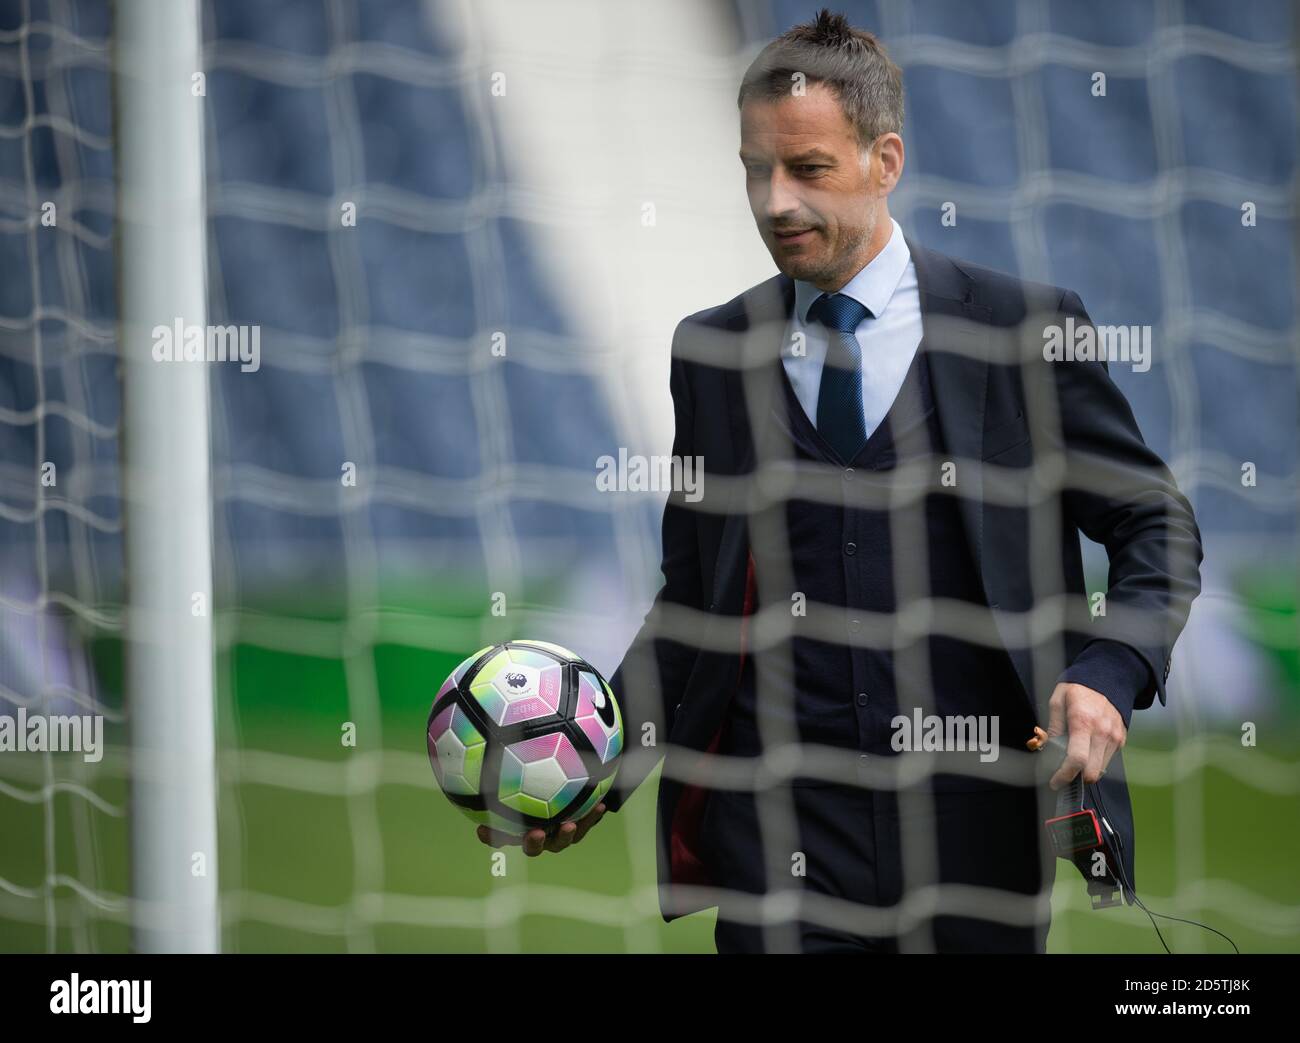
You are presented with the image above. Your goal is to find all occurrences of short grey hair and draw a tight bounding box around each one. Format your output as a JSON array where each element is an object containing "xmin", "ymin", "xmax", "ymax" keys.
[{"xmin": 737, "ymin": 8, "xmax": 904, "ymax": 147}]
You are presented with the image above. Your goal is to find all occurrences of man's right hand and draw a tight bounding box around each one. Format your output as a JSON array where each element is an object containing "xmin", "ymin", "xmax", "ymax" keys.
[{"xmin": 475, "ymin": 802, "xmax": 607, "ymax": 857}]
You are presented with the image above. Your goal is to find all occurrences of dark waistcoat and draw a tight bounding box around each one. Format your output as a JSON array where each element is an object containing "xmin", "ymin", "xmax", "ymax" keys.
[{"xmin": 723, "ymin": 344, "xmax": 1035, "ymax": 790}]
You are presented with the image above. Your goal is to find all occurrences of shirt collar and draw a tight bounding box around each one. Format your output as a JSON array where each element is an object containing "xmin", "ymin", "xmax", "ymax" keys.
[{"xmin": 793, "ymin": 217, "xmax": 911, "ymax": 326}]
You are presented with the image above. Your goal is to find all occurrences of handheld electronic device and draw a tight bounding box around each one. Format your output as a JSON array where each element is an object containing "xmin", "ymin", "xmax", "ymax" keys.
[{"xmin": 1026, "ymin": 726, "xmax": 1240, "ymax": 952}]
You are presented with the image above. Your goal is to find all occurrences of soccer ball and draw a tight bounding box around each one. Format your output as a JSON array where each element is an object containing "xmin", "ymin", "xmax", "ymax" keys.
[{"xmin": 426, "ymin": 640, "xmax": 623, "ymax": 836}]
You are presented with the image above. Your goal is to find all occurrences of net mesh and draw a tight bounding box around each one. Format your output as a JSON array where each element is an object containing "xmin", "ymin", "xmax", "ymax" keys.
[{"xmin": 0, "ymin": 0, "xmax": 1296, "ymax": 952}]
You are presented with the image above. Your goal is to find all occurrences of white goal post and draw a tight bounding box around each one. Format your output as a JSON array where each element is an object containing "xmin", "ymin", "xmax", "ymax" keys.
[{"xmin": 114, "ymin": 0, "xmax": 219, "ymax": 953}]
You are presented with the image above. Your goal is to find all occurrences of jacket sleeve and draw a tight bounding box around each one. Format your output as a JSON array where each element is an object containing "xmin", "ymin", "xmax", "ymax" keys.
[
  {"xmin": 1050, "ymin": 288, "xmax": 1204, "ymax": 717},
  {"xmin": 603, "ymin": 324, "xmax": 704, "ymax": 812},
  {"xmin": 1056, "ymin": 637, "xmax": 1153, "ymax": 730}
]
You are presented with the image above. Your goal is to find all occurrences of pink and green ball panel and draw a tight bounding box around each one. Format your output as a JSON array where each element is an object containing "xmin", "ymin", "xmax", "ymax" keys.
[
  {"xmin": 427, "ymin": 702, "xmax": 486, "ymax": 796},
  {"xmin": 467, "ymin": 647, "xmax": 565, "ymax": 727},
  {"xmin": 574, "ymin": 671, "xmax": 624, "ymax": 763},
  {"xmin": 497, "ymin": 732, "xmax": 589, "ymax": 819},
  {"xmin": 567, "ymin": 773, "xmax": 617, "ymax": 821}
]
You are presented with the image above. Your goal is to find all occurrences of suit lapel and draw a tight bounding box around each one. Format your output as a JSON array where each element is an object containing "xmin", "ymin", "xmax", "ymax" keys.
[
  {"xmin": 910, "ymin": 241, "xmax": 1038, "ymax": 710},
  {"xmin": 711, "ymin": 273, "xmax": 790, "ymax": 614},
  {"xmin": 907, "ymin": 239, "xmax": 991, "ymax": 582}
]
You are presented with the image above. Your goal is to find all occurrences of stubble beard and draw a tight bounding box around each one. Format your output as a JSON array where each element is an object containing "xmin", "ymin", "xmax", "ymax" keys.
[{"xmin": 776, "ymin": 204, "xmax": 878, "ymax": 290}]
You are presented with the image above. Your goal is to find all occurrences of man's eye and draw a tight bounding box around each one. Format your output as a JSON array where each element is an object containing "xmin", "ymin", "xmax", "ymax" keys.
[{"xmin": 796, "ymin": 165, "xmax": 826, "ymax": 175}]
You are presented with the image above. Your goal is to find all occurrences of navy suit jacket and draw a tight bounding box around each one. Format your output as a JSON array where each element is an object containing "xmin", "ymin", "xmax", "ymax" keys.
[{"xmin": 605, "ymin": 239, "xmax": 1204, "ymax": 922}]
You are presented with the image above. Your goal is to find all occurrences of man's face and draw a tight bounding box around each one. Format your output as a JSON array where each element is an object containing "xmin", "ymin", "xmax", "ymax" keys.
[{"xmin": 739, "ymin": 83, "xmax": 897, "ymax": 291}]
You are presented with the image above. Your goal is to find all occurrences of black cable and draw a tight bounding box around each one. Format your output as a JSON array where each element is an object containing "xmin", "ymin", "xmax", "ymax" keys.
[{"xmin": 1087, "ymin": 776, "xmax": 1241, "ymax": 954}]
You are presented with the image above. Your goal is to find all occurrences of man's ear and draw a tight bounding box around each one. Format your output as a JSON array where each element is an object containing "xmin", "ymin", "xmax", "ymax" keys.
[{"xmin": 873, "ymin": 132, "xmax": 904, "ymax": 192}]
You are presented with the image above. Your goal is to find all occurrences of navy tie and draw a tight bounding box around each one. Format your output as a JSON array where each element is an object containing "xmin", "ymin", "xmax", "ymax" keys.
[{"xmin": 809, "ymin": 292, "xmax": 872, "ymax": 463}]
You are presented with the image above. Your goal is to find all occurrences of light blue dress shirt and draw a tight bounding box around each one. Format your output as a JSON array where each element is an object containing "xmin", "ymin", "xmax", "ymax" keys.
[{"xmin": 781, "ymin": 218, "xmax": 923, "ymax": 439}]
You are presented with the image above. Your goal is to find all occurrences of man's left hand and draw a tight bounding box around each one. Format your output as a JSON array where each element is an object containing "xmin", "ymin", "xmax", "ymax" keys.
[{"xmin": 1045, "ymin": 682, "xmax": 1127, "ymax": 789}]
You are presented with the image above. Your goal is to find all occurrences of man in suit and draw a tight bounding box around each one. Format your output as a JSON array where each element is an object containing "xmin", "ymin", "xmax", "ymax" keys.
[{"xmin": 476, "ymin": 10, "xmax": 1203, "ymax": 954}]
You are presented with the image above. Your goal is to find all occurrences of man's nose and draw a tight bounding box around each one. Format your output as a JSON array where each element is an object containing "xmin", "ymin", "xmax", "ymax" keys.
[{"xmin": 763, "ymin": 167, "xmax": 801, "ymax": 221}]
